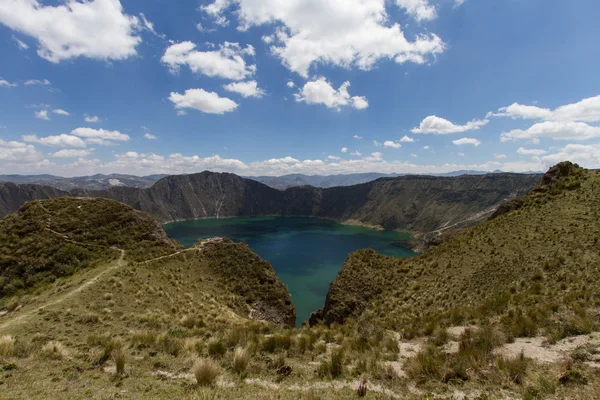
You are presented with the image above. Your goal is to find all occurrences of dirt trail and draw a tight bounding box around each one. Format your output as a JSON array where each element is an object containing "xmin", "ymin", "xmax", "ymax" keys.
[{"xmin": 0, "ymin": 249, "xmax": 125, "ymax": 331}]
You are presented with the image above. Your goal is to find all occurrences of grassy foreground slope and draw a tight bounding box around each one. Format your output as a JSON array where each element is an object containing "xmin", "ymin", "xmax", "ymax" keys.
[{"xmin": 317, "ymin": 162, "xmax": 600, "ymax": 336}]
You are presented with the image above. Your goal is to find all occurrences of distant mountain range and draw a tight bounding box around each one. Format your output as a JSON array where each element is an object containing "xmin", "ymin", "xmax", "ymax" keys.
[
  {"xmin": 0, "ymin": 173, "xmax": 168, "ymax": 191},
  {"xmin": 0, "ymin": 170, "xmax": 542, "ymax": 235},
  {"xmin": 0, "ymin": 170, "xmax": 541, "ymax": 191}
]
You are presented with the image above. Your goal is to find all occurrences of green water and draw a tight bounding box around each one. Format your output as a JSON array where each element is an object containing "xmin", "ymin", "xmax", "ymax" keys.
[{"xmin": 164, "ymin": 217, "xmax": 417, "ymax": 326}]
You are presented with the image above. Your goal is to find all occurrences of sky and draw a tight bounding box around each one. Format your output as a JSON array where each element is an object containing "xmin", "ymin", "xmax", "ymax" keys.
[{"xmin": 0, "ymin": 0, "xmax": 599, "ymax": 177}]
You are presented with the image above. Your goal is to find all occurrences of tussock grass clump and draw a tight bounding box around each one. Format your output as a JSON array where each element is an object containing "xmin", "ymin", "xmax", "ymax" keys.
[
  {"xmin": 207, "ymin": 338, "xmax": 226, "ymax": 358},
  {"xmin": 193, "ymin": 358, "xmax": 220, "ymax": 386},
  {"xmin": 318, "ymin": 347, "xmax": 345, "ymax": 379},
  {"xmin": 0, "ymin": 335, "xmax": 15, "ymax": 359},
  {"xmin": 497, "ymin": 351, "xmax": 529, "ymax": 384},
  {"xmin": 131, "ymin": 330, "xmax": 157, "ymax": 349},
  {"xmin": 114, "ymin": 348, "xmax": 126, "ymax": 375},
  {"xmin": 232, "ymin": 347, "xmax": 249, "ymax": 375},
  {"xmin": 405, "ymin": 344, "xmax": 446, "ymax": 383},
  {"xmin": 40, "ymin": 341, "xmax": 68, "ymax": 360}
]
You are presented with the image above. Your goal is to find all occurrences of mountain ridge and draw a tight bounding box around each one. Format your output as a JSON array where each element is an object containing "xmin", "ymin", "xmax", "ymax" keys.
[{"xmin": 0, "ymin": 170, "xmax": 542, "ymax": 236}]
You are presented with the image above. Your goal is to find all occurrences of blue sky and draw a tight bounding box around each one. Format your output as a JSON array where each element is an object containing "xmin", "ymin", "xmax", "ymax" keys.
[{"xmin": 0, "ymin": 0, "xmax": 599, "ymax": 177}]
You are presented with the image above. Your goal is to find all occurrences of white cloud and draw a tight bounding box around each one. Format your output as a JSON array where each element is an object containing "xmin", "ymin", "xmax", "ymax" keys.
[
  {"xmin": 144, "ymin": 133, "xmax": 158, "ymax": 140},
  {"xmin": 350, "ymin": 151, "xmax": 362, "ymax": 156},
  {"xmin": 410, "ymin": 153, "xmax": 417, "ymax": 158},
  {"xmin": 366, "ymin": 151, "xmax": 383, "ymax": 161},
  {"xmin": 12, "ymin": 35, "xmax": 29, "ymax": 50},
  {"xmin": 202, "ymin": 0, "xmax": 445, "ymax": 77},
  {"xmin": 286, "ymin": 81, "xmax": 295, "ymax": 88},
  {"xmin": 22, "ymin": 134, "xmax": 86, "ymax": 148},
  {"xmin": 0, "ymin": 0, "xmax": 142, "ymax": 63},
  {"xmin": 396, "ymin": 0, "xmax": 437, "ymax": 22},
  {"xmin": 84, "ymin": 115, "xmax": 101, "ymax": 123},
  {"xmin": 539, "ymin": 144, "xmax": 600, "ymax": 169},
  {"xmin": 501, "ymin": 121, "xmax": 600, "ymax": 142},
  {"xmin": 353, "ymin": 135, "xmax": 363, "ymax": 139},
  {"xmin": 0, "ymin": 79, "xmax": 17, "ymax": 88},
  {"xmin": 294, "ymin": 78, "xmax": 368, "ymax": 111},
  {"xmin": 327, "ymin": 155, "xmax": 340, "ymax": 161},
  {"xmin": 53, "ymin": 109, "xmax": 70, "ymax": 116},
  {"xmin": 516, "ymin": 148, "xmax": 547, "ymax": 156},
  {"xmin": 161, "ymin": 41, "xmax": 256, "ymax": 80},
  {"xmin": 26, "ymin": 103, "xmax": 49, "ymax": 109},
  {"xmin": 51, "ymin": 149, "xmax": 92, "ymax": 158},
  {"xmin": 384, "ymin": 141, "xmax": 401, "ymax": 149},
  {"xmin": 35, "ymin": 110, "xmax": 50, "ymax": 120},
  {"xmin": 373, "ymin": 140, "xmax": 382, "ymax": 147},
  {"xmin": 399, "ymin": 135, "xmax": 415, "ymax": 143},
  {"xmin": 454, "ymin": 0, "xmax": 466, "ymax": 7},
  {"xmin": 411, "ymin": 115, "xmax": 489, "ymax": 134},
  {"xmin": 169, "ymin": 88, "xmax": 238, "ymax": 114},
  {"xmin": 24, "ymin": 79, "xmax": 51, "ymax": 86},
  {"xmin": 423, "ymin": 145, "xmax": 430, "ymax": 150},
  {"xmin": 0, "ymin": 139, "xmax": 42, "ymax": 163},
  {"xmin": 341, "ymin": 147, "xmax": 348, "ymax": 153},
  {"xmin": 457, "ymin": 152, "xmax": 465, "ymax": 157},
  {"xmin": 493, "ymin": 153, "xmax": 507, "ymax": 159},
  {"xmin": 452, "ymin": 137, "xmax": 481, "ymax": 146},
  {"xmin": 71, "ymin": 127, "xmax": 130, "ymax": 142},
  {"xmin": 489, "ymin": 95, "xmax": 600, "ymax": 123},
  {"xmin": 177, "ymin": 110, "xmax": 187, "ymax": 116},
  {"xmin": 223, "ymin": 80, "xmax": 265, "ymax": 98}
]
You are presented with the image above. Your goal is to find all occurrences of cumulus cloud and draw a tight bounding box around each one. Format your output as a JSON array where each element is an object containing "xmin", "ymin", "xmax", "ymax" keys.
[
  {"xmin": 411, "ymin": 115, "xmax": 489, "ymax": 134},
  {"xmin": 22, "ymin": 134, "xmax": 87, "ymax": 147},
  {"xmin": 144, "ymin": 133, "xmax": 157, "ymax": 140},
  {"xmin": 353, "ymin": 135, "xmax": 363, "ymax": 139},
  {"xmin": 53, "ymin": 109, "xmax": 70, "ymax": 116},
  {"xmin": 396, "ymin": 0, "xmax": 437, "ymax": 22},
  {"xmin": 50, "ymin": 149, "xmax": 92, "ymax": 158},
  {"xmin": 327, "ymin": 155, "xmax": 340, "ymax": 160},
  {"xmin": 0, "ymin": 0, "xmax": 142, "ymax": 63},
  {"xmin": 201, "ymin": 0, "xmax": 445, "ymax": 77},
  {"xmin": 286, "ymin": 81, "xmax": 295, "ymax": 88},
  {"xmin": 84, "ymin": 115, "xmax": 101, "ymax": 123},
  {"xmin": 384, "ymin": 141, "xmax": 401, "ymax": 148},
  {"xmin": 341, "ymin": 147, "xmax": 348, "ymax": 153},
  {"xmin": 423, "ymin": 145, "xmax": 430, "ymax": 149},
  {"xmin": 169, "ymin": 88, "xmax": 238, "ymax": 115},
  {"xmin": 161, "ymin": 41, "xmax": 256, "ymax": 80},
  {"xmin": 350, "ymin": 151, "xmax": 362, "ymax": 156},
  {"xmin": 489, "ymin": 95, "xmax": 600, "ymax": 123},
  {"xmin": 539, "ymin": 144, "xmax": 600, "ymax": 169},
  {"xmin": 71, "ymin": 127, "xmax": 130, "ymax": 142},
  {"xmin": 35, "ymin": 110, "xmax": 50, "ymax": 120},
  {"xmin": 0, "ymin": 139, "xmax": 42, "ymax": 163},
  {"xmin": 294, "ymin": 78, "xmax": 368, "ymax": 111},
  {"xmin": 516, "ymin": 148, "xmax": 547, "ymax": 156},
  {"xmin": 452, "ymin": 137, "xmax": 481, "ymax": 146},
  {"xmin": 0, "ymin": 79, "xmax": 17, "ymax": 88},
  {"xmin": 223, "ymin": 80, "xmax": 265, "ymax": 98},
  {"xmin": 24, "ymin": 79, "xmax": 51, "ymax": 86},
  {"xmin": 500, "ymin": 121, "xmax": 600, "ymax": 142},
  {"xmin": 399, "ymin": 135, "xmax": 415, "ymax": 143},
  {"xmin": 494, "ymin": 153, "xmax": 507, "ymax": 159}
]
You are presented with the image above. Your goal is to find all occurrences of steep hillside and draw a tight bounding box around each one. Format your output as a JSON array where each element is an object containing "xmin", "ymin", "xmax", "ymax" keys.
[
  {"xmin": 314, "ymin": 162, "xmax": 600, "ymax": 338},
  {"xmin": 0, "ymin": 171, "xmax": 542, "ymax": 236},
  {"xmin": 0, "ymin": 197, "xmax": 181, "ymax": 297}
]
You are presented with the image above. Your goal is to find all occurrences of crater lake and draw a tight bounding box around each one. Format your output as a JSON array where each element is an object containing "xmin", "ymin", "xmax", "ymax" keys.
[{"xmin": 164, "ymin": 216, "xmax": 416, "ymax": 326}]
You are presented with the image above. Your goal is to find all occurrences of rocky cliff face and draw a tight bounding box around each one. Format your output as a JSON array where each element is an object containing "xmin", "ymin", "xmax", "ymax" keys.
[{"xmin": 0, "ymin": 171, "xmax": 542, "ymax": 235}]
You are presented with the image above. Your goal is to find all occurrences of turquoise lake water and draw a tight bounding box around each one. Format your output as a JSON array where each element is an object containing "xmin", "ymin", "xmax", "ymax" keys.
[{"xmin": 164, "ymin": 216, "xmax": 417, "ymax": 326}]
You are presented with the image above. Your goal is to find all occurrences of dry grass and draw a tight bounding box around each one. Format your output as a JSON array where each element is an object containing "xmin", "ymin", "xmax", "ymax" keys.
[
  {"xmin": 193, "ymin": 358, "xmax": 220, "ymax": 386},
  {"xmin": 40, "ymin": 341, "xmax": 68, "ymax": 360},
  {"xmin": 232, "ymin": 347, "xmax": 249, "ymax": 375},
  {"xmin": 0, "ymin": 335, "xmax": 15, "ymax": 358}
]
